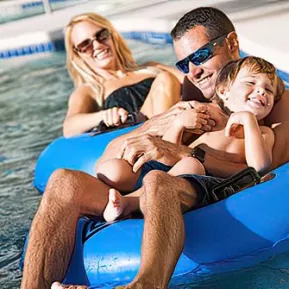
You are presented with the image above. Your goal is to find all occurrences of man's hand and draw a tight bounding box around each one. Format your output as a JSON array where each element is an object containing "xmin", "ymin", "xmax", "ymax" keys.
[
  {"xmin": 175, "ymin": 100, "xmax": 230, "ymax": 133},
  {"xmin": 204, "ymin": 102, "xmax": 229, "ymax": 131},
  {"xmin": 175, "ymin": 103, "xmax": 213, "ymax": 134},
  {"xmin": 142, "ymin": 100, "xmax": 227, "ymax": 136},
  {"xmin": 117, "ymin": 134, "xmax": 191, "ymax": 172},
  {"xmin": 142, "ymin": 104, "xmax": 186, "ymax": 136}
]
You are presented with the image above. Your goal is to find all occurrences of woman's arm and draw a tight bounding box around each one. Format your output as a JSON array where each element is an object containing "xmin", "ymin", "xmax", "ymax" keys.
[
  {"xmin": 142, "ymin": 61, "xmax": 184, "ymax": 83},
  {"xmin": 226, "ymin": 112, "xmax": 275, "ymax": 174},
  {"xmin": 63, "ymin": 85, "xmax": 103, "ymax": 137}
]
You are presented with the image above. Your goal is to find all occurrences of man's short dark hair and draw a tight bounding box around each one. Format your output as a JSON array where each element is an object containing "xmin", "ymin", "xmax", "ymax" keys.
[{"xmin": 171, "ymin": 7, "xmax": 235, "ymax": 40}]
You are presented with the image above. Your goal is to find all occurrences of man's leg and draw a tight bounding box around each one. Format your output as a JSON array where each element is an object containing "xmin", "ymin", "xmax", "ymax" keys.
[
  {"xmin": 120, "ymin": 170, "xmax": 199, "ymax": 289},
  {"xmin": 21, "ymin": 169, "xmax": 112, "ymax": 289}
]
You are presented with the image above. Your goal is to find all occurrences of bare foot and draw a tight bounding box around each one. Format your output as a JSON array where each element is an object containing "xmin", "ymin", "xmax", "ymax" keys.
[
  {"xmin": 51, "ymin": 281, "xmax": 88, "ymax": 289},
  {"xmin": 103, "ymin": 188, "xmax": 126, "ymax": 222},
  {"xmin": 114, "ymin": 280, "xmax": 157, "ymax": 289}
]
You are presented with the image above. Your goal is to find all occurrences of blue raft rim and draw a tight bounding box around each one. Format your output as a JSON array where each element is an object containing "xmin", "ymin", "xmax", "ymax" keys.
[{"xmin": 31, "ymin": 122, "xmax": 289, "ymax": 288}]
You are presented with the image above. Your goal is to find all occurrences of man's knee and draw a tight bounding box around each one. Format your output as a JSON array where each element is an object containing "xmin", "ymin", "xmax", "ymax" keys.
[
  {"xmin": 142, "ymin": 170, "xmax": 178, "ymax": 198},
  {"xmin": 44, "ymin": 169, "xmax": 82, "ymax": 204},
  {"xmin": 143, "ymin": 170, "xmax": 171, "ymax": 187},
  {"xmin": 143, "ymin": 170, "xmax": 196, "ymax": 205}
]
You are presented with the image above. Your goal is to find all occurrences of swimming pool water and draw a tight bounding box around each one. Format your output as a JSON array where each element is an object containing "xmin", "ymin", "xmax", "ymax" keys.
[{"xmin": 0, "ymin": 40, "xmax": 289, "ymax": 289}]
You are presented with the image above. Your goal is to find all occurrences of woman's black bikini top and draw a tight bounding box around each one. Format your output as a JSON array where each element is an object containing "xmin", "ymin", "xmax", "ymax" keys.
[{"xmin": 104, "ymin": 77, "xmax": 155, "ymax": 113}]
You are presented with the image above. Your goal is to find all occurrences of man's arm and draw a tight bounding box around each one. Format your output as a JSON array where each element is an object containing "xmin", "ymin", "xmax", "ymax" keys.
[
  {"xmin": 98, "ymin": 101, "xmax": 227, "ymax": 173},
  {"xmin": 271, "ymin": 119, "xmax": 289, "ymax": 170},
  {"xmin": 266, "ymin": 89, "xmax": 289, "ymax": 126},
  {"xmin": 99, "ymin": 101, "xmax": 215, "ymax": 165},
  {"xmin": 98, "ymin": 105, "xmax": 187, "ymax": 165}
]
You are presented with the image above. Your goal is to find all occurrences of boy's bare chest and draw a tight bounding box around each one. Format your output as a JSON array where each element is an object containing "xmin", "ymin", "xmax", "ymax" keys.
[{"xmin": 191, "ymin": 130, "xmax": 246, "ymax": 163}]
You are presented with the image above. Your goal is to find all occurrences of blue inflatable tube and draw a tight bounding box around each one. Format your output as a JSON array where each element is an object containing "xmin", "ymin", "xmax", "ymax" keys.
[
  {"xmin": 34, "ymin": 125, "xmax": 139, "ymax": 193},
  {"xmin": 61, "ymin": 161, "xmax": 289, "ymax": 288},
  {"xmin": 33, "ymin": 126, "xmax": 289, "ymax": 288}
]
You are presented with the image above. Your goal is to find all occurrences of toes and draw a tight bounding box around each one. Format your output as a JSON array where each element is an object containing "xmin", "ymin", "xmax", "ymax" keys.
[
  {"xmin": 51, "ymin": 282, "xmax": 88, "ymax": 289},
  {"xmin": 109, "ymin": 189, "xmax": 120, "ymax": 205},
  {"xmin": 51, "ymin": 282, "xmax": 67, "ymax": 289},
  {"xmin": 109, "ymin": 189, "xmax": 117, "ymax": 202}
]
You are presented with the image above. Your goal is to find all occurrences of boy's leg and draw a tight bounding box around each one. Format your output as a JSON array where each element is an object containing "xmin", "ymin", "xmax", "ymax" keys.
[
  {"xmin": 103, "ymin": 188, "xmax": 143, "ymax": 222},
  {"xmin": 168, "ymin": 156, "xmax": 205, "ymax": 176},
  {"xmin": 96, "ymin": 159, "xmax": 141, "ymax": 192},
  {"xmin": 103, "ymin": 159, "xmax": 181, "ymax": 222}
]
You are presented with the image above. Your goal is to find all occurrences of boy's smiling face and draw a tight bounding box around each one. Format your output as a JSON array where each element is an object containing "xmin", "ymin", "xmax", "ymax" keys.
[{"xmin": 219, "ymin": 66, "xmax": 276, "ymax": 120}]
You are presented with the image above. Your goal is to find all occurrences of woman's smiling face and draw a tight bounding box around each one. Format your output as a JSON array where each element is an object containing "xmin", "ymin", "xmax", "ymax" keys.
[
  {"xmin": 220, "ymin": 66, "xmax": 276, "ymax": 120},
  {"xmin": 71, "ymin": 20, "xmax": 117, "ymax": 71}
]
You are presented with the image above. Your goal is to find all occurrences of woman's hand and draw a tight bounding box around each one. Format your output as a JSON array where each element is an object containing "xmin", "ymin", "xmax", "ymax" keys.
[{"xmin": 102, "ymin": 107, "xmax": 129, "ymax": 127}]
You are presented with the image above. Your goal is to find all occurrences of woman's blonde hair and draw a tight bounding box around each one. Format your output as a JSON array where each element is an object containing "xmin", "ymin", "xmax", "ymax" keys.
[{"xmin": 65, "ymin": 13, "xmax": 137, "ymax": 105}]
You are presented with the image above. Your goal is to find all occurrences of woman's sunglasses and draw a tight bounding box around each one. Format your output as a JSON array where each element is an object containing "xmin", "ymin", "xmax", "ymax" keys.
[
  {"xmin": 175, "ymin": 34, "xmax": 228, "ymax": 74},
  {"xmin": 74, "ymin": 28, "xmax": 111, "ymax": 54}
]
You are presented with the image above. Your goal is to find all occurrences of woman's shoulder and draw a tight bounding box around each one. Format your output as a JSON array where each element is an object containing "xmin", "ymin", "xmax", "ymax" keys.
[
  {"xmin": 68, "ymin": 84, "xmax": 100, "ymax": 105},
  {"xmin": 72, "ymin": 84, "xmax": 97, "ymax": 97},
  {"xmin": 137, "ymin": 62, "xmax": 184, "ymax": 83},
  {"xmin": 134, "ymin": 65, "xmax": 162, "ymax": 76}
]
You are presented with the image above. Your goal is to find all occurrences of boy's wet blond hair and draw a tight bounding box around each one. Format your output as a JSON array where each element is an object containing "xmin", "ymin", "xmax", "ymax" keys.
[{"xmin": 215, "ymin": 56, "xmax": 285, "ymax": 103}]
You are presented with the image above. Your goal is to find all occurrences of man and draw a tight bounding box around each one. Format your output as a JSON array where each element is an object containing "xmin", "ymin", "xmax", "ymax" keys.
[{"xmin": 21, "ymin": 7, "xmax": 289, "ymax": 289}]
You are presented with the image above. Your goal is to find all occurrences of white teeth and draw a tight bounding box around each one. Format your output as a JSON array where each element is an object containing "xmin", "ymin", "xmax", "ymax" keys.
[
  {"xmin": 199, "ymin": 76, "xmax": 210, "ymax": 85},
  {"xmin": 96, "ymin": 49, "xmax": 108, "ymax": 59},
  {"xmin": 249, "ymin": 97, "xmax": 265, "ymax": 106}
]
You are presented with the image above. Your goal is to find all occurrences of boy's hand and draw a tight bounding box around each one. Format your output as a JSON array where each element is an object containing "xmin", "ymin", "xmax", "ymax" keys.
[
  {"xmin": 225, "ymin": 111, "xmax": 256, "ymax": 138},
  {"xmin": 173, "ymin": 101, "xmax": 215, "ymax": 134}
]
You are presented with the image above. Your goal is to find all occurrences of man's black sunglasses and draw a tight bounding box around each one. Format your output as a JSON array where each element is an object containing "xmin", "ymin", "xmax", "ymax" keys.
[
  {"xmin": 74, "ymin": 28, "xmax": 111, "ymax": 54},
  {"xmin": 175, "ymin": 34, "xmax": 228, "ymax": 74}
]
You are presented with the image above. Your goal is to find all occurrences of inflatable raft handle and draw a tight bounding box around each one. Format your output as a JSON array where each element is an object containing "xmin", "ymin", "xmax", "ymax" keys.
[{"xmin": 90, "ymin": 112, "xmax": 147, "ymax": 136}]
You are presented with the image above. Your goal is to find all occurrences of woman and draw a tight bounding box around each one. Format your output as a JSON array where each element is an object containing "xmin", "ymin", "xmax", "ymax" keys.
[{"xmin": 63, "ymin": 13, "xmax": 182, "ymax": 137}]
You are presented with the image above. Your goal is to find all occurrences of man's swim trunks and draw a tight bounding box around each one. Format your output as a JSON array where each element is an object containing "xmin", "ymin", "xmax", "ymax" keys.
[{"xmin": 135, "ymin": 160, "xmax": 225, "ymax": 207}]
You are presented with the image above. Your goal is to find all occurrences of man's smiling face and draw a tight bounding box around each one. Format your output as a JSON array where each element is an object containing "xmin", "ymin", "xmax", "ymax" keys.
[{"xmin": 174, "ymin": 25, "xmax": 237, "ymax": 100}]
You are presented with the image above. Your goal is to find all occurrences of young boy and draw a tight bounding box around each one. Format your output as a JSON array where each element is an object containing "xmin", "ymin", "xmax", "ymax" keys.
[{"xmin": 96, "ymin": 56, "xmax": 285, "ymax": 222}]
